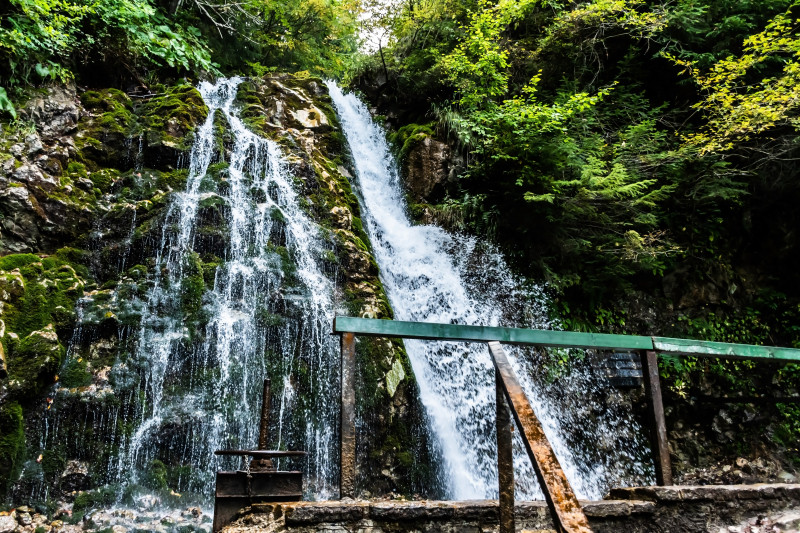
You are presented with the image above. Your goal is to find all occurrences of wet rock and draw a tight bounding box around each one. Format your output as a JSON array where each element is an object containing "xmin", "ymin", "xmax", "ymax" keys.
[
  {"xmin": 6, "ymin": 324, "xmax": 65, "ymax": 399},
  {"xmin": 329, "ymin": 206, "xmax": 351, "ymax": 230},
  {"xmin": 21, "ymin": 86, "xmax": 81, "ymax": 141},
  {"xmin": 0, "ymin": 513, "xmax": 16, "ymax": 533},
  {"xmin": 60, "ymin": 460, "xmax": 90, "ymax": 492}
]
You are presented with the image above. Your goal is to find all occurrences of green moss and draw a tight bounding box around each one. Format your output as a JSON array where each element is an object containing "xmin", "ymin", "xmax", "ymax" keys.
[
  {"xmin": 66, "ymin": 161, "xmax": 89, "ymax": 179},
  {"xmin": 180, "ymin": 252, "xmax": 206, "ymax": 317},
  {"xmin": 7, "ymin": 326, "xmax": 65, "ymax": 399},
  {"xmin": 0, "ymin": 253, "xmax": 40, "ymax": 271},
  {"xmin": 89, "ymin": 168, "xmax": 118, "ymax": 192},
  {"xmin": 387, "ymin": 122, "xmax": 436, "ymax": 162},
  {"xmin": 1, "ymin": 254, "xmax": 87, "ymax": 336},
  {"xmin": 0, "ymin": 401, "xmax": 25, "ymax": 492},
  {"xmin": 200, "ymin": 255, "xmax": 221, "ymax": 288},
  {"xmin": 212, "ymin": 108, "xmax": 232, "ymax": 154},
  {"xmin": 76, "ymin": 90, "xmax": 136, "ymax": 169},
  {"xmin": 157, "ymin": 169, "xmax": 190, "ymax": 191},
  {"xmin": 81, "ymin": 89, "xmax": 132, "ymax": 112},
  {"xmin": 141, "ymin": 459, "xmax": 168, "ymax": 491},
  {"xmin": 60, "ymin": 356, "xmax": 92, "ymax": 388},
  {"xmin": 137, "ymin": 84, "xmax": 208, "ymax": 151},
  {"xmin": 41, "ymin": 446, "xmax": 66, "ymax": 476},
  {"xmin": 71, "ymin": 486, "xmax": 118, "ymax": 522}
]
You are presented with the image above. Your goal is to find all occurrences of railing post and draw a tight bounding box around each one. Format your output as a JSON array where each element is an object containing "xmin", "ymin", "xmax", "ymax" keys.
[
  {"xmin": 641, "ymin": 349, "xmax": 672, "ymax": 486},
  {"xmin": 496, "ymin": 368, "xmax": 515, "ymax": 533},
  {"xmin": 340, "ymin": 332, "xmax": 356, "ymax": 498}
]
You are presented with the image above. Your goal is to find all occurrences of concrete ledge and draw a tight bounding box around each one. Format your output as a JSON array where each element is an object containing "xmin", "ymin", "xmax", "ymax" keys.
[
  {"xmin": 225, "ymin": 486, "xmax": 800, "ymax": 532},
  {"xmin": 608, "ymin": 483, "xmax": 800, "ymax": 502}
]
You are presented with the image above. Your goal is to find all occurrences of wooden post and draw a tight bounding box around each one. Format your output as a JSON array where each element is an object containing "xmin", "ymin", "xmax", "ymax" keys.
[
  {"xmin": 641, "ymin": 350, "xmax": 672, "ymax": 486},
  {"xmin": 488, "ymin": 342, "xmax": 593, "ymax": 533},
  {"xmin": 340, "ymin": 332, "xmax": 356, "ymax": 498},
  {"xmin": 496, "ymin": 368, "xmax": 515, "ymax": 533}
]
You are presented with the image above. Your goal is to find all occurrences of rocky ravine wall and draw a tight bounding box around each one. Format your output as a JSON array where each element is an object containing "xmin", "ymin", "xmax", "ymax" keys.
[{"xmin": 0, "ymin": 74, "xmax": 434, "ymax": 518}]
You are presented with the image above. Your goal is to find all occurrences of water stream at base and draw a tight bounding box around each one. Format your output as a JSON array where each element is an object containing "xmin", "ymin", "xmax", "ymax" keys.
[{"xmin": 328, "ymin": 82, "xmax": 654, "ymax": 500}]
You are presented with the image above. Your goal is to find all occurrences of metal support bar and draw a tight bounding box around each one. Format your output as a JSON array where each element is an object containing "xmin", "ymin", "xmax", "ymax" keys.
[
  {"xmin": 258, "ymin": 379, "xmax": 272, "ymax": 449},
  {"xmin": 641, "ymin": 350, "xmax": 672, "ymax": 486},
  {"xmin": 340, "ymin": 332, "xmax": 356, "ymax": 499},
  {"xmin": 252, "ymin": 379, "xmax": 274, "ymax": 471},
  {"xmin": 496, "ymin": 368, "xmax": 515, "ymax": 533},
  {"xmin": 488, "ymin": 342, "xmax": 592, "ymax": 533}
]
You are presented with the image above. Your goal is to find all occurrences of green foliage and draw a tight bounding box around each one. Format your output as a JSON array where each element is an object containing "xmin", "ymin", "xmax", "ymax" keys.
[
  {"xmin": 362, "ymin": 0, "xmax": 800, "ymax": 332},
  {"xmin": 0, "ymin": 0, "xmax": 215, "ymax": 87},
  {"xmin": 0, "ymin": 0, "xmax": 361, "ymax": 90},
  {"xmin": 669, "ymin": 2, "xmax": 800, "ymax": 153},
  {"xmin": 0, "ymin": 86, "xmax": 15, "ymax": 118}
]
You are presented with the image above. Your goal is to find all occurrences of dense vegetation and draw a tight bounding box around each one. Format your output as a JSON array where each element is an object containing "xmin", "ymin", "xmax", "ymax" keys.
[
  {"xmin": 354, "ymin": 0, "xmax": 800, "ymax": 346},
  {"xmin": 351, "ymin": 0, "xmax": 800, "ymax": 467},
  {"xmin": 0, "ymin": 0, "xmax": 359, "ymax": 114}
]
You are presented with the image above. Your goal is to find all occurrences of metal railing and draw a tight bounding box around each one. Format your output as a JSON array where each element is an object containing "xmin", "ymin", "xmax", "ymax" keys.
[{"xmin": 332, "ymin": 316, "xmax": 800, "ymax": 533}]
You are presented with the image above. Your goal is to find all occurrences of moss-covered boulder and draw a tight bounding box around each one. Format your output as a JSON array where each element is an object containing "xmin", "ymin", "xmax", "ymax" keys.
[
  {"xmin": 5, "ymin": 324, "xmax": 65, "ymax": 400},
  {"xmin": 76, "ymin": 89, "xmax": 136, "ymax": 169},
  {"xmin": 137, "ymin": 84, "xmax": 208, "ymax": 170}
]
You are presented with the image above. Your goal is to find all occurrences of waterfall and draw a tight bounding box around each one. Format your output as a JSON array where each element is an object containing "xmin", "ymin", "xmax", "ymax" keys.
[
  {"xmin": 34, "ymin": 78, "xmax": 341, "ymax": 508},
  {"xmin": 123, "ymin": 77, "xmax": 340, "ymax": 499},
  {"xmin": 327, "ymin": 83, "xmax": 654, "ymax": 500}
]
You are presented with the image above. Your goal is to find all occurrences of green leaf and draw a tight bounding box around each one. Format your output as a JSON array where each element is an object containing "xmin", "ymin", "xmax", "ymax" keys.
[{"xmin": 0, "ymin": 87, "xmax": 16, "ymax": 119}]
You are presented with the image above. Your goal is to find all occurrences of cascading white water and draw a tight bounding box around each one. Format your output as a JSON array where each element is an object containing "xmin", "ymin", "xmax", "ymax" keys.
[
  {"xmin": 121, "ymin": 77, "xmax": 340, "ymax": 499},
  {"xmin": 34, "ymin": 78, "xmax": 341, "ymax": 508},
  {"xmin": 327, "ymin": 82, "xmax": 654, "ymax": 500}
]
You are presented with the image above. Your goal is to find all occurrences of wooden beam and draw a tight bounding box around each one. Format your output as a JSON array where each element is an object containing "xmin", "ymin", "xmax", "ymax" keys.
[
  {"xmin": 496, "ymin": 368, "xmax": 515, "ymax": 533},
  {"xmin": 488, "ymin": 342, "xmax": 593, "ymax": 533},
  {"xmin": 333, "ymin": 316, "xmax": 652, "ymax": 350},
  {"xmin": 641, "ymin": 350, "xmax": 672, "ymax": 486},
  {"xmin": 340, "ymin": 332, "xmax": 356, "ymax": 499}
]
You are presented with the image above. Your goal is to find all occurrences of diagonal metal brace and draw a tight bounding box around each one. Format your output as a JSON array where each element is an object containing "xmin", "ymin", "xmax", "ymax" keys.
[{"xmin": 488, "ymin": 341, "xmax": 593, "ymax": 533}]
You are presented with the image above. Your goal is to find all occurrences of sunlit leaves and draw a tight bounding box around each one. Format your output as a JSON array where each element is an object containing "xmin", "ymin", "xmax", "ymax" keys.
[{"xmin": 671, "ymin": 3, "xmax": 800, "ymax": 153}]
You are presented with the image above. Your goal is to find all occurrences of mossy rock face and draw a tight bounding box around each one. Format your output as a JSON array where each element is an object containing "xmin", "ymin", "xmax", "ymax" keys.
[
  {"xmin": 6, "ymin": 324, "xmax": 65, "ymax": 399},
  {"xmin": 0, "ymin": 401, "xmax": 24, "ymax": 492},
  {"xmin": 233, "ymin": 74, "xmax": 436, "ymax": 496},
  {"xmin": 0, "ymin": 251, "xmax": 88, "ymax": 338},
  {"xmin": 76, "ymin": 89, "xmax": 137, "ymax": 169},
  {"xmin": 76, "ymin": 84, "xmax": 208, "ymax": 172},
  {"xmin": 137, "ymin": 85, "xmax": 208, "ymax": 170}
]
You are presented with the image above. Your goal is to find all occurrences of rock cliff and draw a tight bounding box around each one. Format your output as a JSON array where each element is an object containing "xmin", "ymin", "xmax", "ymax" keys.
[{"xmin": 0, "ymin": 74, "xmax": 434, "ymax": 521}]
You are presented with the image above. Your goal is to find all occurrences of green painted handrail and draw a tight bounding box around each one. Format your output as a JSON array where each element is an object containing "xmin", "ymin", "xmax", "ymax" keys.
[
  {"xmin": 332, "ymin": 316, "xmax": 652, "ymax": 350},
  {"xmin": 652, "ymin": 337, "xmax": 800, "ymax": 361},
  {"xmin": 332, "ymin": 316, "xmax": 800, "ymax": 362}
]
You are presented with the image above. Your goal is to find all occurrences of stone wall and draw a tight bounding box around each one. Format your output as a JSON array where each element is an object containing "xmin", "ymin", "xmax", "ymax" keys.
[{"xmin": 221, "ymin": 484, "xmax": 800, "ymax": 533}]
